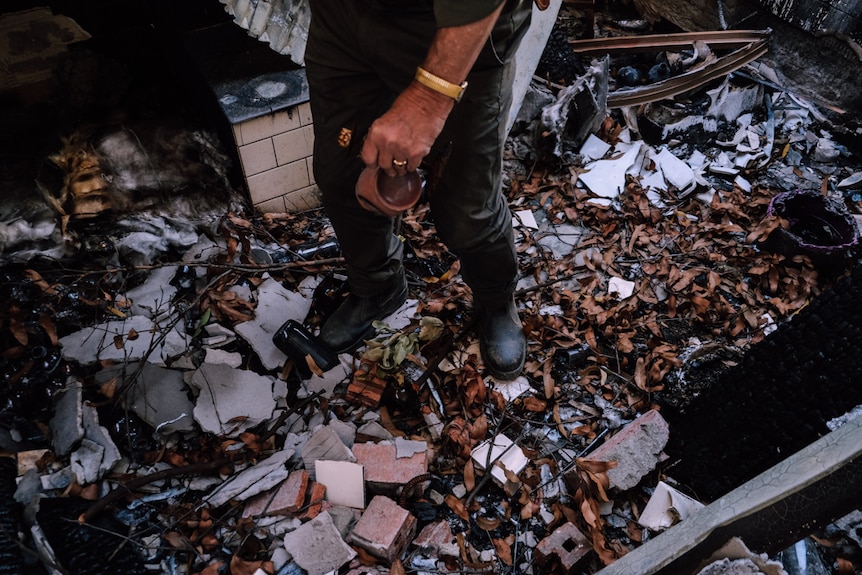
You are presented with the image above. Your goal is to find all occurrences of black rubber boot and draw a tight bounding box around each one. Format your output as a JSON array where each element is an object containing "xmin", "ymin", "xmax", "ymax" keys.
[
  {"xmin": 318, "ymin": 275, "xmax": 408, "ymax": 353},
  {"xmin": 478, "ymin": 296, "xmax": 526, "ymax": 380}
]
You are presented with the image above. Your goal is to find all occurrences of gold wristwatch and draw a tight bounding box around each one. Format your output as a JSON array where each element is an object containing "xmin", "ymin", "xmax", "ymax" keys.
[{"xmin": 415, "ymin": 66, "xmax": 468, "ymax": 102}]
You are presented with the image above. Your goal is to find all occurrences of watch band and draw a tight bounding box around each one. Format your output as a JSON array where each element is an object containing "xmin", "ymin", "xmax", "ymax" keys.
[{"xmin": 414, "ymin": 66, "xmax": 468, "ymax": 102}]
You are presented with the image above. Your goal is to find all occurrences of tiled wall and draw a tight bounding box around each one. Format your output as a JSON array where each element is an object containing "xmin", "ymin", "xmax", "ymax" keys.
[{"xmin": 231, "ymin": 101, "xmax": 322, "ymax": 213}]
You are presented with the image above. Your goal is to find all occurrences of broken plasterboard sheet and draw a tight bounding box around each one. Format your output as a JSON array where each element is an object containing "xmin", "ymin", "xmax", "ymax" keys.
[
  {"xmin": 315, "ymin": 460, "xmax": 364, "ymax": 508},
  {"xmin": 578, "ymin": 143, "xmax": 646, "ymax": 199},
  {"xmin": 110, "ymin": 362, "xmax": 195, "ymax": 433},
  {"xmin": 234, "ymin": 275, "xmax": 312, "ymax": 371},
  {"xmin": 205, "ymin": 448, "xmax": 293, "ymax": 507},
  {"xmin": 188, "ymin": 363, "xmax": 276, "ymax": 436},
  {"xmin": 638, "ymin": 480, "xmax": 705, "ymax": 530},
  {"xmin": 123, "ymin": 265, "xmax": 178, "ymax": 318},
  {"xmin": 50, "ymin": 378, "xmax": 84, "ymax": 456},
  {"xmin": 59, "ymin": 315, "xmax": 161, "ymax": 366},
  {"xmin": 580, "ymin": 133, "xmax": 612, "ymax": 162},
  {"xmin": 81, "ymin": 402, "xmax": 121, "ymax": 478}
]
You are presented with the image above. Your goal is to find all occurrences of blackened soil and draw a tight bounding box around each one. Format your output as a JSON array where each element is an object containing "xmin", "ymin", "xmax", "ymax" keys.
[{"xmin": 664, "ymin": 262, "xmax": 862, "ymax": 501}]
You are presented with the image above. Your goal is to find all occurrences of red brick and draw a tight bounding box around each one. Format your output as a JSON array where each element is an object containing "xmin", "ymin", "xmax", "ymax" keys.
[
  {"xmin": 535, "ymin": 522, "xmax": 592, "ymax": 573},
  {"xmin": 350, "ymin": 495, "xmax": 416, "ymax": 563},
  {"xmin": 352, "ymin": 442, "xmax": 428, "ymax": 487},
  {"xmin": 243, "ymin": 470, "xmax": 310, "ymax": 518}
]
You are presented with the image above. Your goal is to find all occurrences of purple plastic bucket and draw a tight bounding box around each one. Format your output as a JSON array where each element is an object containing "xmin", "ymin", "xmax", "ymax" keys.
[{"xmin": 765, "ymin": 190, "xmax": 859, "ymax": 257}]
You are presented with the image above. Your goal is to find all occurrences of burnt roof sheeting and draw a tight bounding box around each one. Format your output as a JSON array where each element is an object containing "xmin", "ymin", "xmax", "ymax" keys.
[{"xmin": 220, "ymin": 0, "xmax": 311, "ymax": 65}]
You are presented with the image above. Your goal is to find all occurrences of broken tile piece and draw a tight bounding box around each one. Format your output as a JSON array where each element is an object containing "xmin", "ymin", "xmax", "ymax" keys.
[
  {"xmin": 351, "ymin": 495, "xmax": 417, "ymax": 563},
  {"xmin": 653, "ymin": 147, "xmax": 696, "ymax": 195},
  {"xmin": 535, "ymin": 522, "xmax": 592, "ymax": 573},
  {"xmin": 579, "ymin": 133, "xmax": 611, "ymax": 162},
  {"xmin": 638, "ymin": 481, "xmax": 704, "ymax": 530},
  {"xmin": 353, "ymin": 442, "xmax": 428, "ymax": 488},
  {"xmin": 579, "ymin": 409, "xmax": 670, "ymax": 490},
  {"xmin": 281, "ymin": 511, "xmax": 356, "ymax": 575},
  {"xmin": 188, "ymin": 363, "xmax": 276, "ymax": 436},
  {"xmin": 608, "ymin": 277, "xmax": 636, "ymax": 300},
  {"xmin": 471, "ymin": 434, "xmax": 529, "ymax": 486},
  {"xmin": 315, "ymin": 460, "xmax": 364, "ymax": 508}
]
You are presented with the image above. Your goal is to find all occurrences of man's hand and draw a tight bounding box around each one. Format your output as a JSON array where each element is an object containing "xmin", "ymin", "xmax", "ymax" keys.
[
  {"xmin": 360, "ymin": 1, "xmax": 507, "ymax": 178},
  {"xmin": 361, "ymin": 84, "xmax": 452, "ymax": 177}
]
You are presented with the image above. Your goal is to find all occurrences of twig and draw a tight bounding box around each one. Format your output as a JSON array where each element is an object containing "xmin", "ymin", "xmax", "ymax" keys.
[{"xmin": 79, "ymin": 457, "xmax": 235, "ymax": 524}]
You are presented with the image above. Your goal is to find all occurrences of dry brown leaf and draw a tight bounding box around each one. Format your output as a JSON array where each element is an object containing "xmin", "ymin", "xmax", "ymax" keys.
[
  {"xmin": 493, "ymin": 537, "xmax": 514, "ymax": 567},
  {"xmin": 195, "ymin": 561, "xmax": 224, "ymax": 575},
  {"xmin": 445, "ymin": 494, "xmax": 470, "ymax": 521},
  {"xmin": 230, "ymin": 556, "xmax": 273, "ymax": 575},
  {"xmin": 390, "ymin": 559, "xmax": 407, "ymax": 575},
  {"xmin": 163, "ymin": 531, "xmax": 187, "ymax": 549},
  {"xmin": 523, "ymin": 397, "xmax": 548, "ymax": 412}
]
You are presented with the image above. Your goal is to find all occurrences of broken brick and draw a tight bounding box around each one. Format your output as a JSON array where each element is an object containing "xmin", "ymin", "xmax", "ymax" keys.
[
  {"xmin": 350, "ymin": 495, "xmax": 416, "ymax": 563},
  {"xmin": 352, "ymin": 441, "xmax": 427, "ymax": 490},
  {"xmin": 298, "ymin": 481, "xmax": 327, "ymax": 521},
  {"xmin": 535, "ymin": 522, "xmax": 591, "ymax": 574},
  {"xmin": 412, "ymin": 520, "xmax": 458, "ymax": 558},
  {"xmin": 345, "ymin": 361, "xmax": 387, "ymax": 408},
  {"xmin": 243, "ymin": 469, "xmax": 309, "ymax": 518}
]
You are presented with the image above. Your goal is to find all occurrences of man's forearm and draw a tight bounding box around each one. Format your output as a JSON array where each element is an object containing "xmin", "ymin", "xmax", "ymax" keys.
[{"xmin": 417, "ymin": 2, "xmax": 507, "ymax": 100}]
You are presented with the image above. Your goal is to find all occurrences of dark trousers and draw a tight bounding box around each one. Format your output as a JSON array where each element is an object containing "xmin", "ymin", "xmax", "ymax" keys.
[{"xmin": 304, "ymin": 0, "xmax": 531, "ymax": 308}]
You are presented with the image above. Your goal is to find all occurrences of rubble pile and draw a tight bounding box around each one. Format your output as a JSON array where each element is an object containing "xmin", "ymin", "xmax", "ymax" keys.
[{"xmin": 2, "ymin": 3, "xmax": 862, "ymax": 575}]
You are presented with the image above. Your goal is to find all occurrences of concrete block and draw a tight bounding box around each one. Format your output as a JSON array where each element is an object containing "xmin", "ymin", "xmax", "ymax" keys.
[
  {"xmin": 239, "ymin": 108, "xmax": 302, "ymax": 144},
  {"xmin": 273, "ymin": 124, "xmax": 314, "ymax": 166},
  {"xmin": 297, "ymin": 102, "xmax": 313, "ymax": 126},
  {"xmin": 255, "ymin": 195, "xmax": 286, "ymax": 214},
  {"xmin": 283, "ymin": 184, "xmax": 322, "ymax": 212},
  {"xmin": 350, "ymin": 495, "xmax": 416, "ymax": 563},
  {"xmin": 580, "ymin": 409, "xmax": 669, "ymax": 491},
  {"xmin": 247, "ymin": 160, "xmax": 310, "ymax": 204},
  {"xmin": 239, "ymin": 138, "xmax": 277, "ymax": 176},
  {"xmin": 306, "ymin": 157, "xmax": 315, "ymax": 185},
  {"xmin": 281, "ymin": 511, "xmax": 356, "ymax": 575},
  {"xmin": 535, "ymin": 522, "xmax": 592, "ymax": 573}
]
